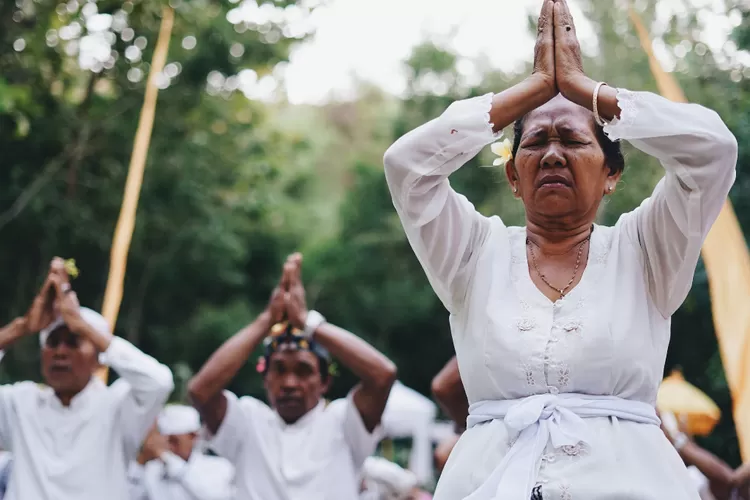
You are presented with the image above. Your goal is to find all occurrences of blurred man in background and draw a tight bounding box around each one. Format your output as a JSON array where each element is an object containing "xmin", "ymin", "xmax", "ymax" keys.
[
  {"xmin": 128, "ymin": 404, "xmax": 234, "ymax": 500},
  {"xmin": 188, "ymin": 253, "xmax": 397, "ymax": 500}
]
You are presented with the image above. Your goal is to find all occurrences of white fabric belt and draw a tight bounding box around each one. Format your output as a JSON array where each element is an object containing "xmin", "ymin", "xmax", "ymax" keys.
[{"xmin": 464, "ymin": 393, "xmax": 660, "ymax": 500}]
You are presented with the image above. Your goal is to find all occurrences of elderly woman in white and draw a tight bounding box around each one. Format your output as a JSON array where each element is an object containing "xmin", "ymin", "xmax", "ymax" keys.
[{"xmin": 383, "ymin": 0, "xmax": 737, "ymax": 499}]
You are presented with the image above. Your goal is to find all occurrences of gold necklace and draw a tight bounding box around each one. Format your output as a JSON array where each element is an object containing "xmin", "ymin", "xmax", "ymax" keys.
[{"xmin": 526, "ymin": 230, "xmax": 592, "ymax": 300}]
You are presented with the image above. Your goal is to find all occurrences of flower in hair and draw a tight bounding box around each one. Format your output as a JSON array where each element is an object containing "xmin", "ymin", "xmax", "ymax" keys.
[
  {"xmin": 328, "ymin": 362, "xmax": 339, "ymax": 377},
  {"xmin": 64, "ymin": 259, "xmax": 79, "ymax": 279},
  {"xmin": 491, "ymin": 137, "xmax": 513, "ymax": 167}
]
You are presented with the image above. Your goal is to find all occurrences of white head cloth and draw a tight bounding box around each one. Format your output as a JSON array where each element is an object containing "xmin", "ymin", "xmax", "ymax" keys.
[
  {"xmin": 361, "ymin": 456, "xmax": 418, "ymax": 500},
  {"xmin": 39, "ymin": 307, "xmax": 112, "ymax": 347},
  {"xmin": 158, "ymin": 405, "xmax": 201, "ymax": 436}
]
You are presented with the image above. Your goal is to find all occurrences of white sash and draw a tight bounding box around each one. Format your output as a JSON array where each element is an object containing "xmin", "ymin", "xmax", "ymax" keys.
[{"xmin": 464, "ymin": 393, "xmax": 660, "ymax": 500}]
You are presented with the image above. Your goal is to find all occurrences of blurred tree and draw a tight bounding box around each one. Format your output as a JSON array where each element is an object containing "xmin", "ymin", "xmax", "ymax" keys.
[{"xmin": 0, "ymin": 0, "xmax": 318, "ymax": 397}]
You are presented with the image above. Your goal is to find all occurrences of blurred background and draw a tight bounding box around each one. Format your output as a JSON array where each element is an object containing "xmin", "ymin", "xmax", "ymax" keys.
[{"xmin": 1, "ymin": 0, "xmax": 749, "ymax": 471}]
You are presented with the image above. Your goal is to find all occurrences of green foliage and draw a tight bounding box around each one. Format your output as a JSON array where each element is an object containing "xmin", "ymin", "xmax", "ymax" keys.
[{"xmin": 0, "ymin": 0, "xmax": 315, "ymax": 388}]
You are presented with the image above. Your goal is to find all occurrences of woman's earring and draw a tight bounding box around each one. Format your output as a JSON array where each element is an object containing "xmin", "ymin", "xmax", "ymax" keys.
[
  {"xmin": 607, "ymin": 185, "xmax": 613, "ymax": 193},
  {"xmin": 513, "ymin": 186, "xmax": 518, "ymax": 193}
]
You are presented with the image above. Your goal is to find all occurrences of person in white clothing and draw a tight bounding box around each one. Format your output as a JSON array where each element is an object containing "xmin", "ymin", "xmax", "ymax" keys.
[
  {"xmin": 0, "ymin": 258, "xmax": 174, "ymax": 500},
  {"xmin": 188, "ymin": 253, "xmax": 397, "ymax": 500},
  {"xmin": 360, "ymin": 456, "xmax": 421, "ymax": 500},
  {"xmin": 383, "ymin": 0, "xmax": 737, "ymax": 497},
  {"xmin": 128, "ymin": 404, "xmax": 235, "ymax": 500}
]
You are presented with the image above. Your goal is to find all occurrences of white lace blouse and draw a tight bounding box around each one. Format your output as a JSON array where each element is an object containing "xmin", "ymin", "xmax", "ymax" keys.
[{"xmin": 384, "ymin": 90, "xmax": 737, "ymax": 500}]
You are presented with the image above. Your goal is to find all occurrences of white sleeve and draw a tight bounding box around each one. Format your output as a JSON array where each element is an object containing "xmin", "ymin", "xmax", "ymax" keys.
[
  {"xmin": 383, "ymin": 93, "xmax": 501, "ymax": 313},
  {"xmin": 606, "ymin": 89, "xmax": 737, "ymax": 317},
  {"xmin": 329, "ymin": 393, "xmax": 382, "ymax": 470},
  {"xmin": 126, "ymin": 462, "xmax": 149, "ymax": 500},
  {"xmin": 161, "ymin": 453, "xmax": 235, "ymax": 500},
  {"xmin": 0, "ymin": 380, "xmax": 36, "ymax": 453},
  {"xmin": 208, "ymin": 391, "xmax": 266, "ymax": 464},
  {"xmin": 105, "ymin": 337, "xmax": 175, "ymax": 458}
]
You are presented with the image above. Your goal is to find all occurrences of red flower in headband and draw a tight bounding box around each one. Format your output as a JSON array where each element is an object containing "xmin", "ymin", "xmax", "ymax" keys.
[{"xmin": 256, "ymin": 356, "xmax": 266, "ymax": 373}]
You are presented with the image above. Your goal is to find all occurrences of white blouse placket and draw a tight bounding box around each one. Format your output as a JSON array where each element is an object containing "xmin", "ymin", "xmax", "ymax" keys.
[{"xmin": 513, "ymin": 235, "xmax": 608, "ymax": 497}]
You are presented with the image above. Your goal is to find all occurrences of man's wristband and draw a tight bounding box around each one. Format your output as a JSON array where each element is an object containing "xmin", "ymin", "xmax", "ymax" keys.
[{"xmin": 303, "ymin": 310, "xmax": 326, "ymax": 338}]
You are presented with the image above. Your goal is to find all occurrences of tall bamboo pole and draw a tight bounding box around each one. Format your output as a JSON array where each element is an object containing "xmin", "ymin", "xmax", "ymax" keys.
[{"xmin": 96, "ymin": 7, "xmax": 175, "ymax": 382}]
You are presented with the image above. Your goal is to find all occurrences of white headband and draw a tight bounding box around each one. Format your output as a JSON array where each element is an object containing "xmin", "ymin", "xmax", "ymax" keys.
[
  {"xmin": 158, "ymin": 405, "xmax": 201, "ymax": 436},
  {"xmin": 39, "ymin": 307, "xmax": 112, "ymax": 347}
]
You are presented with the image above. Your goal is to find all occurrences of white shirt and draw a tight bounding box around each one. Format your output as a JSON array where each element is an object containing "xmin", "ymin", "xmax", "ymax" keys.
[
  {"xmin": 210, "ymin": 391, "xmax": 380, "ymax": 500},
  {"xmin": 383, "ymin": 89, "xmax": 737, "ymax": 500},
  {"xmin": 0, "ymin": 337, "xmax": 174, "ymax": 500},
  {"xmin": 128, "ymin": 451, "xmax": 235, "ymax": 500}
]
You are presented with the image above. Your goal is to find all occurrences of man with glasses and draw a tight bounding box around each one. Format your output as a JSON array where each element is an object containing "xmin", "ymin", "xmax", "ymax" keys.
[{"xmin": 0, "ymin": 258, "xmax": 174, "ymax": 500}]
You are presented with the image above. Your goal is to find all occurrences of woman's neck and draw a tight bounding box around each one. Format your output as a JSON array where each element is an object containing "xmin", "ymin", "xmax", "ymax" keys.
[{"xmin": 526, "ymin": 219, "xmax": 593, "ymax": 255}]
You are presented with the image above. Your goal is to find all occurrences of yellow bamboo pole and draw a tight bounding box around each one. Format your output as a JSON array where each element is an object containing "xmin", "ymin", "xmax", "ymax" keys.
[
  {"xmin": 96, "ymin": 7, "xmax": 175, "ymax": 382},
  {"xmin": 629, "ymin": 7, "xmax": 750, "ymax": 460}
]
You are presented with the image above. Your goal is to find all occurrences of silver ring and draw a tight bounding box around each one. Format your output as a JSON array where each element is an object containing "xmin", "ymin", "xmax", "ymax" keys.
[{"xmin": 61, "ymin": 283, "xmax": 72, "ymax": 294}]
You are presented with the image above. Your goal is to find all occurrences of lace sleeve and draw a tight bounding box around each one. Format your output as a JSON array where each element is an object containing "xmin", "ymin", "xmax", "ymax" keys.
[
  {"xmin": 383, "ymin": 93, "xmax": 501, "ymax": 313},
  {"xmin": 606, "ymin": 89, "xmax": 737, "ymax": 317}
]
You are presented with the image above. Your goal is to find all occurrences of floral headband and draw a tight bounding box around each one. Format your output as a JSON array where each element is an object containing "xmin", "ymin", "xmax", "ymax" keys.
[{"xmin": 257, "ymin": 321, "xmax": 337, "ymax": 377}]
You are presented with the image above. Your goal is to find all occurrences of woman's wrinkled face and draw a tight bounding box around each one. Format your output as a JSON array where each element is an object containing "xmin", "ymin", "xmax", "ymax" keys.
[{"xmin": 506, "ymin": 95, "xmax": 621, "ymax": 226}]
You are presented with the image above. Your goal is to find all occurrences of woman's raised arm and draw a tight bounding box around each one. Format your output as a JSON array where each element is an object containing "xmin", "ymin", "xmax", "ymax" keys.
[
  {"xmin": 606, "ymin": 90, "xmax": 735, "ymax": 318},
  {"xmin": 384, "ymin": 1, "xmax": 558, "ymax": 313},
  {"xmin": 554, "ymin": 0, "xmax": 737, "ymax": 318}
]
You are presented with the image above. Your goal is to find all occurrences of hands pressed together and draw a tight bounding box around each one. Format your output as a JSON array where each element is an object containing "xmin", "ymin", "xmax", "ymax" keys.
[
  {"xmin": 532, "ymin": 0, "xmax": 590, "ymax": 102},
  {"xmin": 24, "ymin": 257, "xmax": 85, "ymax": 336},
  {"xmin": 266, "ymin": 252, "xmax": 309, "ymax": 330},
  {"xmin": 488, "ymin": 0, "xmax": 610, "ymax": 135}
]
